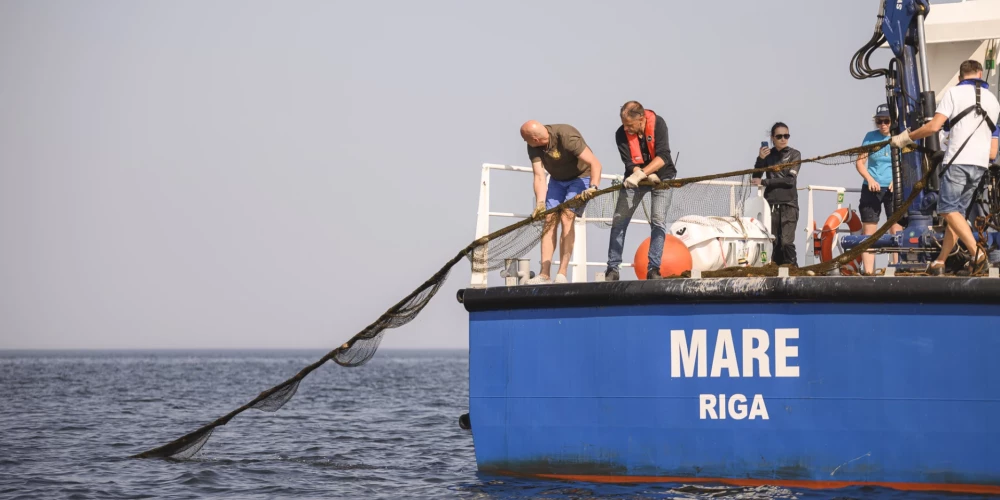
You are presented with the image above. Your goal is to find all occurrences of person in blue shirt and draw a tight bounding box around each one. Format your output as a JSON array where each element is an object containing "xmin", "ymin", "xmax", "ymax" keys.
[{"xmin": 855, "ymin": 104, "xmax": 902, "ymax": 275}]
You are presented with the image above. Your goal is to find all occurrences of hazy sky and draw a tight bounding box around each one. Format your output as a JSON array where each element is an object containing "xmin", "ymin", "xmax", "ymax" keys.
[{"xmin": 0, "ymin": 0, "xmax": 966, "ymax": 350}]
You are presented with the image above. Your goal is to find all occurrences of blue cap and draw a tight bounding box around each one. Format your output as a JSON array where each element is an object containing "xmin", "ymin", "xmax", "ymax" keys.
[{"xmin": 874, "ymin": 104, "xmax": 890, "ymax": 118}]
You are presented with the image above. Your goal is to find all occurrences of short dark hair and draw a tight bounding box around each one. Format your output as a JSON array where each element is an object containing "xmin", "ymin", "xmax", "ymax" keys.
[
  {"xmin": 960, "ymin": 60, "xmax": 984, "ymax": 79},
  {"xmin": 620, "ymin": 101, "xmax": 645, "ymax": 121},
  {"xmin": 771, "ymin": 122, "xmax": 789, "ymax": 136}
]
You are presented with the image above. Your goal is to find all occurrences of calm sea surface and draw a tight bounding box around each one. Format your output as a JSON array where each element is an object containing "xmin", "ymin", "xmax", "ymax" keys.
[{"xmin": 0, "ymin": 350, "xmax": 984, "ymax": 499}]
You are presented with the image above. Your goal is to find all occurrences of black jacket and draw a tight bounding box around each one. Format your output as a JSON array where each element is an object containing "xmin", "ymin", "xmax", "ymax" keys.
[
  {"xmin": 615, "ymin": 114, "xmax": 676, "ymax": 180},
  {"xmin": 752, "ymin": 146, "xmax": 800, "ymax": 206}
]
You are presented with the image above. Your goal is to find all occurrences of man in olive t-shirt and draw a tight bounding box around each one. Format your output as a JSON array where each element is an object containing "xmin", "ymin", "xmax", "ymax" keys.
[{"xmin": 519, "ymin": 120, "xmax": 603, "ymax": 284}]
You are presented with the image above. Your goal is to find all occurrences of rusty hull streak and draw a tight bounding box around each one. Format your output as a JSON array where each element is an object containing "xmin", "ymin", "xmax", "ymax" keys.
[{"xmin": 480, "ymin": 457, "xmax": 1000, "ymax": 495}]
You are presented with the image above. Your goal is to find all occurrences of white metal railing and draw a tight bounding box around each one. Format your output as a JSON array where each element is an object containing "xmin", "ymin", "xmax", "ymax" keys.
[
  {"xmin": 473, "ymin": 163, "xmax": 751, "ymax": 287},
  {"xmin": 802, "ymin": 185, "xmax": 863, "ymax": 266},
  {"xmin": 472, "ymin": 162, "xmax": 861, "ymax": 286}
]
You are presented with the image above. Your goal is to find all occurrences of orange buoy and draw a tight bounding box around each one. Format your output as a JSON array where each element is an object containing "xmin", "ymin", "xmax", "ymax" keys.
[
  {"xmin": 633, "ymin": 234, "xmax": 693, "ymax": 279},
  {"xmin": 819, "ymin": 207, "xmax": 864, "ymax": 275}
]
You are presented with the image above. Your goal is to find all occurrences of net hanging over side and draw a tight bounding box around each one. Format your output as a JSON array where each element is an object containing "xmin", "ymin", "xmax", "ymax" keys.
[{"xmin": 131, "ymin": 139, "xmax": 957, "ymax": 460}]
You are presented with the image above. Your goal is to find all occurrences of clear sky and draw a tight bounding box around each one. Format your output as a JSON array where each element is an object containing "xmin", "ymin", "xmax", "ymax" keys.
[{"xmin": 0, "ymin": 0, "xmax": 966, "ymax": 349}]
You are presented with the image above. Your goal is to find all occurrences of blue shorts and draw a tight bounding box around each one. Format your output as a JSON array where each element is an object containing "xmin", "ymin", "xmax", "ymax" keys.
[
  {"xmin": 545, "ymin": 177, "xmax": 590, "ymax": 216},
  {"xmin": 938, "ymin": 164, "xmax": 985, "ymax": 214}
]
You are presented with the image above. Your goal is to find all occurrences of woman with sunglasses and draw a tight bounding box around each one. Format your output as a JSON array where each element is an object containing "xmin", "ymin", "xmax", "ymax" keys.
[
  {"xmin": 855, "ymin": 104, "xmax": 902, "ymax": 275},
  {"xmin": 751, "ymin": 122, "xmax": 801, "ymax": 267}
]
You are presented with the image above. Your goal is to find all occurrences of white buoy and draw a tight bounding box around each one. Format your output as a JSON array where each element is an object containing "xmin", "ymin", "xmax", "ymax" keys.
[{"xmin": 669, "ymin": 215, "xmax": 774, "ymax": 272}]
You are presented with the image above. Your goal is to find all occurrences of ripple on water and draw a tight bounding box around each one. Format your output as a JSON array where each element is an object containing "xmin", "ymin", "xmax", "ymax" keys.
[{"xmin": 0, "ymin": 350, "xmax": 967, "ymax": 500}]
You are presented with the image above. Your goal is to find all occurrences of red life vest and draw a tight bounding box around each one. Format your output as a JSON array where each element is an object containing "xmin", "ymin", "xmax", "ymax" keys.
[{"xmin": 625, "ymin": 110, "xmax": 656, "ymax": 165}]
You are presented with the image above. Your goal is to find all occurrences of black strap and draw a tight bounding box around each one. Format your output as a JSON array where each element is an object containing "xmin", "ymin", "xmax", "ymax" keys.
[
  {"xmin": 938, "ymin": 115, "xmax": 986, "ymax": 179},
  {"xmin": 943, "ymin": 82, "xmax": 997, "ymax": 133}
]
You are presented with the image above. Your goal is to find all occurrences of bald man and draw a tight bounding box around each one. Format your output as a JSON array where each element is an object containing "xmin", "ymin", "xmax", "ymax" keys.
[{"xmin": 520, "ymin": 120, "xmax": 603, "ymax": 284}]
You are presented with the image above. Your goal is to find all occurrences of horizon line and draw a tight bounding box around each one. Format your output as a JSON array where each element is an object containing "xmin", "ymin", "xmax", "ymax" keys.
[{"xmin": 0, "ymin": 346, "xmax": 469, "ymax": 352}]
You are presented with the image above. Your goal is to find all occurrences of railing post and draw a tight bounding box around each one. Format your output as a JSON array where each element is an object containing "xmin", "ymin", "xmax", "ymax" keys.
[
  {"xmin": 571, "ymin": 216, "xmax": 588, "ymax": 283},
  {"xmin": 805, "ymin": 187, "xmax": 815, "ymax": 266},
  {"xmin": 470, "ymin": 165, "xmax": 491, "ymax": 288}
]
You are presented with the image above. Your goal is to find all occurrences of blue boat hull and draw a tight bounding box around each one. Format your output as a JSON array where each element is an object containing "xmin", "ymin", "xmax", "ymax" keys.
[{"xmin": 460, "ymin": 277, "xmax": 1000, "ymax": 494}]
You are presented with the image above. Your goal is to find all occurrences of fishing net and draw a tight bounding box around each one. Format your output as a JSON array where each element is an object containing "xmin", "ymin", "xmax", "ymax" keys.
[{"xmin": 131, "ymin": 138, "xmax": 968, "ymax": 460}]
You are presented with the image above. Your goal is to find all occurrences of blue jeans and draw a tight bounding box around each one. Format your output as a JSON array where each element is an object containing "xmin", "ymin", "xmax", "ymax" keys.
[
  {"xmin": 938, "ymin": 164, "xmax": 985, "ymax": 214},
  {"xmin": 607, "ymin": 186, "xmax": 673, "ymax": 271}
]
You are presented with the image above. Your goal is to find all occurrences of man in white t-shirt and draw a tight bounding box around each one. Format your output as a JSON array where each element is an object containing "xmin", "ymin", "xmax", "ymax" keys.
[{"xmin": 892, "ymin": 60, "xmax": 1000, "ymax": 274}]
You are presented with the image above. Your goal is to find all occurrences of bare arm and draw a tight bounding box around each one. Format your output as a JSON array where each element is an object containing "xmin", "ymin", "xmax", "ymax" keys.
[
  {"xmin": 577, "ymin": 147, "xmax": 602, "ymax": 188},
  {"xmin": 907, "ymin": 113, "xmax": 948, "ymax": 141},
  {"xmin": 991, "ymin": 137, "xmax": 998, "ymax": 162},
  {"xmin": 855, "ymin": 153, "xmax": 875, "ymax": 184},
  {"xmin": 640, "ymin": 156, "xmax": 665, "ymax": 176},
  {"xmin": 532, "ymin": 160, "xmax": 547, "ymax": 207}
]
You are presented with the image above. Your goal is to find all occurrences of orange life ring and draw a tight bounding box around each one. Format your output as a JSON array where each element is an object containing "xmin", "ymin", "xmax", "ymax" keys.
[{"xmin": 819, "ymin": 207, "xmax": 863, "ymax": 275}]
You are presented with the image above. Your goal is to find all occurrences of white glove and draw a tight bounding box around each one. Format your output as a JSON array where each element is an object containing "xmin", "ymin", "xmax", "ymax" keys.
[
  {"xmin": 531, "ymin": 201, "xmax": 545, "ymax": 218},
  {"xmin": 890, "ymin": 129, "xmax": 915, "ymax": 149},
  {"xmin": 579, "ymin": 186, "xmax": 598, "ymax": 201},
  {"xmin": 624, "ymin": 169, "xmax": 646, "ymax": 188},
  {"xmin": 647, "ymin": 173, "xmax": 661, "ymax": 185}
]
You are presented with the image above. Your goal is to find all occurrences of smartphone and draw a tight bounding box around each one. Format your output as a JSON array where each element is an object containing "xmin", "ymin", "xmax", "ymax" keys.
[{"xmin": 761, "ymin": 141, "xmax": 769, "ymax": 149}]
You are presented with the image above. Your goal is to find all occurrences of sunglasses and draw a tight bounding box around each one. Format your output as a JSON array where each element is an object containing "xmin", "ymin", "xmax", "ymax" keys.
[
  {"xmin": 773, "ymin": 134, "xmax": 790, "ymax": 140},
  {"xmin": 875, "ymin": 118, "xmax": 891, "ymax": 125}
]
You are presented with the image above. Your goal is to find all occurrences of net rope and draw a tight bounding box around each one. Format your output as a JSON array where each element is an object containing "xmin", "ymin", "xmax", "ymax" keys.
[{"xmin": 130, "ymin": 138, "xmax": 987, "ymax": 460}]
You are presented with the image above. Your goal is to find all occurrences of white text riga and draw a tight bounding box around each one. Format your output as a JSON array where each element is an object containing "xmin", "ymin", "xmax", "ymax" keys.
[{"xmin": 670, "ymin": 328, "xmax": 800, "ymax": 421}]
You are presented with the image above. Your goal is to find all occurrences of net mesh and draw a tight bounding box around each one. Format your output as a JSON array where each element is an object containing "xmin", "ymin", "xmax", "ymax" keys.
[
  {"xmin": 582, "ymin": 175, "xmax": 755, "ymax": 229},
  {"xmin": 165, "ymin": 428, "xmax": 214, "ymax": 461},
  {"xmin": 251, "ymin": 380, "xmax": 300, "ymax": 412},
  {"xmin": 131, "ymin": 139, "xmax": 984, "ymax": 460}
]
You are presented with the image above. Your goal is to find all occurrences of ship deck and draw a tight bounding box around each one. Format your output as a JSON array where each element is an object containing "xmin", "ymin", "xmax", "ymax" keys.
[{"xmin": 459, "ymin": 276, "xmax": 1000, "ymax": 311}]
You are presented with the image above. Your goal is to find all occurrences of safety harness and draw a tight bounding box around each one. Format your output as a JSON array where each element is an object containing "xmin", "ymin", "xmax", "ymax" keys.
[{"xmin": 943, "ymin": 79, "xmax": 997, "ymax": 134}]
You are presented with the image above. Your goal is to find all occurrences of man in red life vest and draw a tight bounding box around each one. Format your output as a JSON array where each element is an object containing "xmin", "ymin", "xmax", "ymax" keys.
[{"xmin": 604, "ymin": 101, "xmax": 676, "ymax": 280}]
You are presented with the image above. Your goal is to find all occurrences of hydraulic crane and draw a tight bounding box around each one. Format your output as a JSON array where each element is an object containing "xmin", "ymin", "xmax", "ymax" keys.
[{"xmin": 840, "ymin": 0, "xmax": 1000, "ymax": 273}]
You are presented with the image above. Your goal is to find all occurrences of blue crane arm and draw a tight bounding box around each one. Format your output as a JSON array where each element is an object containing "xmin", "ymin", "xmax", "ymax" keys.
[
  {"xmin": 841, "ymin": 0, "xmax": 992, "ymax": 269},
  {"xmin": 882, "ymin": 0, "xmax": 931, "ymax": 58},
  {"xmin": 841, "ymin": 0, "xmax": 1000, "ymax": 272},
  {"xmin": 842, "ymin": 0, "xmax": 949, "ymax": 270}
]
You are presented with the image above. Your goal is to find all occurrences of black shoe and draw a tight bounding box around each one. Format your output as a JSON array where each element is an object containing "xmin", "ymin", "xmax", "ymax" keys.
[
  {"xmin": 647, "ymin": 267, "xmax": 663, "ymax": 280},
  {"xmin": 604, "ymin": 268, "xmax": 619, "ymax": 281}
]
